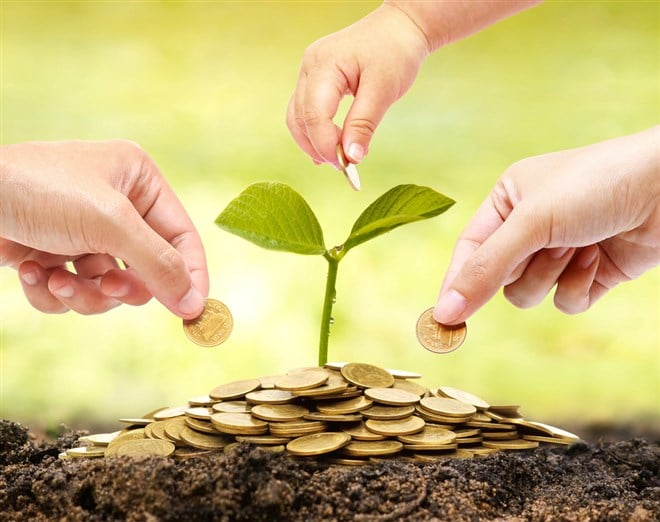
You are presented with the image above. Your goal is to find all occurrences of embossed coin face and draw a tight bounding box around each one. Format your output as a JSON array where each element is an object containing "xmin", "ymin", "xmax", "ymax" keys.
[
  {"xmin": 336, "ymin": 144, "xmax": 361, "ymax": 191},
  {"xmin": 183, "ymin": 298, "xmax": 233, "ymax": 347},
  {"xmin": 416, "ymin": 307, "xmax": 466, "ymax": 354}
]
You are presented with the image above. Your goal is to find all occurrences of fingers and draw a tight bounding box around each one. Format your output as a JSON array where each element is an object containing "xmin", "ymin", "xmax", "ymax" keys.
[
  {"xmin": 18, "ymin": 261, "xmax": 69, "ymax": 314},
  {"xmin": 100, "ymin": 268, "xmax": 152, "ymax": 306},
  {"xmin": 434, "ymin": 207, "xmax": 545, "ymax": 324},
  {"xmin": 105, "ymin": 190, "xmax": 207, "ymax": 320},
  {"xmin": 341, "ymin": 71, "xmax": 400, "ymax": 164},
  {"xmin": 47, "ymin": 268, "xmax": 121, "ymax": 315},
  {"xmin": 553, "ymin": 246, "xmax": 602, "ymax": 314},
  {"xmin": 300, "ymin": 67, "xmax": 345, "ymax": 165},
  {"xmin": 503, "ymin": 247, "xmax": 575, "ymax": 308},
  {"xmin": 286, "ymin": 72, "xmax": 327, "ymax": 165}
]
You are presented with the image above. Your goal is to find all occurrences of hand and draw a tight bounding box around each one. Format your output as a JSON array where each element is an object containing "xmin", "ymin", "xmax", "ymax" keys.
[
  {"xmin": 433, "ymin": 126, "xmax": 660, "ymax": 324},
  {"xmin": 286, "ymin": 3, "xmax": 430, "ymax": 169},
  {"xmin": 0, "ymin": 140, "xmax": 209, "ymax": 319},
  {"xmin": 287, "ymin": 1, "xmax": 540, "ymax": 170}
]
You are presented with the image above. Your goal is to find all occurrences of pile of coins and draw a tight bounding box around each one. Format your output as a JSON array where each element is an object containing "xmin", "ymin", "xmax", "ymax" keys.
[{"xmin": 63, "ymin": 362, "xmax": 580, "ymax": 464}]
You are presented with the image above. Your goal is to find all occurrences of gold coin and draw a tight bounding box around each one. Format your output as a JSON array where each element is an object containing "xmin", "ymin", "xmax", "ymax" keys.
[
  {"xmin": 324, "ymin": 361, "xmax": 349, "ymax": 371},
  {"xmin": 118, "ymin": 418, "xmax": 152, "ymax": 426},
  {"xmin": 293, "ymin": 382, "xmax": 350, "ymax": 398},
  {"xmin": 235, "ymin": 435, "xmax": 291, "ymax": 445},
  {"xmin": 437, "ymin": 386, "xmax": 489, "ymax": 410},
  {"xmin": 274, "ymin": 369, "xmax": 330, "ymax": 391},
  {"xmin": 342, "ymin": 422, "xmax": 386, "ymax": 441},
  {"xmin": 210, "ymin": 412, "xmax": 268, "ymax": 435},
  {"xmin": 364, "ymin": 387, "xmax": 420, "ymax": 406},
  {"xmin": 403, "ymin": 443, "xmax": 458, "ymax": 451},
  {"xmin": 303, "ymin": 412, "xmax": 363, "ymax": 423},
  {"xmin": 245, "ymin": 389, "xmax": 295, "ymax": 404},
  {"xmin": 365, "ymin": 416, "xmax": 425, "ymax": 437},
  {"xmin": 522, "ymin": 434, "xmax": 574, "ymax": 445},
  {"xmin": 466, "ymin": 421, "xmax": 516, "ymax": 430},
  {"xmin": 153, "ymin": 405, "xmax": 188, "ymax": 421},
  {"xmin": 392, "ymin": 379, "xmax": 428, "ymax": 398},
  {"xmin": 514, "ymin": 420, "xmax": 581, "ymax": 441},
  {"xmin": 385, "ymin": 368, "xmax": 422, "ymax": 379},
  {"xmin": 488, "ymin": 405, "xmax": 522, "ymax": 418},
  {"xmin": 342, "ymin": 440, "xmax": 403, "ymax": 457},
  {"xmin": 105, "ymin": 428, "xmax": 146, "ymax": 455},
  {"xmin": 482, "ymin": 439, "xmax": 539, "ymax": 450},
  {"xmin": 251, "ymin": 404, "xmax": 309, "ymax": 422},
  {"xmin": 415, "ymin": 407, "xmax": 469, "ymax": 424},
  {"xmin": 212, "ymin": 401, "xmax": 251, "ymax": 413},
  {"xmin": 111, "ymin": 438, "xmax": 175, "ymax": 457},
  {"xmin": 66, "ymin": 446, "xmax": 106, "ymax": 458},
  {"xmin": 416, "ymin": 307, "xmax": 466, "ymax": 354},
  {"xmin": 482, "ymin": 430, "xmax": 519, "ymax": 440},
  {"xmin": 209, "ymin": 379, "xmax": 261, "ymax": 400},
  {"xmin": 336, "ymin": 144, "xmax": 361, "ymax": 191},
  {"xmin": 183, "ymin": 298, "xmax": 233, "ymax": 347},
  {"xmin": 78, "ymin": 431, "xmax": 121, "ymax": 446},
  {"xmin": 180, "ymin": 425, "xmax": 232, "ymax": 450},
  {"xmin": 397, "ymin": 425, "xmax": 457, "ymax": 445},
  {"xmin": 188, "ymin": 395, "xmax": 218, "ymax": 407},
  {"xmin": 315, "ymin": 396, "xmax": 373, "ymax": 415},
  {"xmin": 163, "ymin": 417, "xmax": 188, "ymax": 443},
  {"xmin": 453, "ymin": 428, "xmax": 481, "ymax": 439},
  {"xmin": 147, "ymin": 420, "xmax": 174, "ymax": 441},
  {"xmin": 327, "ymin": 457, "xmax": 368, "ymax": 466},
  {"xmin": 258, "ymin": 375, "xmax": 283, "ymax": 389},
  {"xmin": 361, "ymin": 405, "xmax": 415, "ymax": 420},
  {"xmin": 184, "ymin": 417, "xmax": 219, "ymax": 434},
  {"xmin": 185, "ymin": 407, "xmax": 214, "ymax": 420},
  {"xmin": 455, "ymin": 436, "xmax": 483, "ymax": 445},
  {"xmin": 172, "ymin": 448, "xmax": 214, "ymax": 459},
  {"xmin": 419, "ymin": 397, "xmax": 476, "ymax": 418},
  {"xmin": 270, "ymin": 424, "xmax": 327, "ymax": 437},
  {"xmin": 286, "ymin": 432, "xmax": 351, "ymax": 456},
  {"xmin": 341, "ymin": 363, "xmax": 394, "ymax": 389}
]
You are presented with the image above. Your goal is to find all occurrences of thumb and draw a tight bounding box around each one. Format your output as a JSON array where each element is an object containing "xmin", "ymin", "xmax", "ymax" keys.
[
  {"xmin": 434, "ymin": 209, "xmax": 545, "ymax": 324},
  {"xmin": 341, "ymin": 72, "xmax": 400, "ymax": 164}
]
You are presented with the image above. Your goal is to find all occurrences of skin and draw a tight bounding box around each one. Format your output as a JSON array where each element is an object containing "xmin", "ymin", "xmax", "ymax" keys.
[
  {"xmin": 0, "ymin": 140, "xmax": 209, "ymax": 319},
  {"xmin": 434, "ymin": 127, "xmax": 660, "ymax": 324},
  {"xmin": 287, "ymin": 0, "xmax": 659, "ymax": 321},
  {"xmin": 287, "ymin": 0, "xmax": 540, "ymax": 168}
]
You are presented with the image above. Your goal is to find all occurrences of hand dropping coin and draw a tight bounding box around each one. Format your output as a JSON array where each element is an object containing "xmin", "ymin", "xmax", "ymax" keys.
[
  {"xmin": 183, "ymin": 298, "xmax": 233, "ymax": 347},
  {"xmin": 336, "ymin": 144, "xmax": 361, "ymax": 191},
  {"xmin": 416, "ymin": 307, "xmax": 466, "ymax": 354}
]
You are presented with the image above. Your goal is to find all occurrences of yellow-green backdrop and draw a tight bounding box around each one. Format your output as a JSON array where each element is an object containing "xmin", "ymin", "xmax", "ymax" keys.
[{"xmin": 1, "ymin": 0, "xmax": 658, "ymax": 432}]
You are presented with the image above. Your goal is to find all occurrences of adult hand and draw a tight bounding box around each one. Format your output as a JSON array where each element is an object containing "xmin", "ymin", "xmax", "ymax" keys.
[
  {"xmin": 0, "ymin": 140, "xmax": 209, "ymax": 319},
  {"xmin": 434, "ymin": 126, "xmax": 660, "ymax": 324},
  {"xmin": 287, "ymin": 1, "xmax": 540, "ymax": 170}
]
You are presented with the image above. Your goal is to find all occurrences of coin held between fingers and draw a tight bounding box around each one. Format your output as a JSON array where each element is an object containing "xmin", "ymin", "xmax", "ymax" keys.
[
  {"xmin": 416, "ymin": 307, "xmax": 466, "ymax": 354},
  {"xmin": 336, "ymin": 144, "xmax": 361, "ymax": 191},
  {"xmin": 183, "ymin": 298, "xmax": 233, "ymax": 347}
]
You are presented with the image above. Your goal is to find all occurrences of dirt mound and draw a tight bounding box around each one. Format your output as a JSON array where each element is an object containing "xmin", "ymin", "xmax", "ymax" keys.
[{"xmin": 1, "ymin": 421, "xmax": 658, "ymax": 521}]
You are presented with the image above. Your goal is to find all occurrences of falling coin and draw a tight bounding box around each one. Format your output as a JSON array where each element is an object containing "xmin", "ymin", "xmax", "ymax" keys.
[
  {"xmin": 336, "ymin": 144, "xmax": 361, "ymax": 191},
  {"xmin": 183, "ymin": 298, "xmax": 233, "ymax": 347},
  {"xmin": 416, "ymin": 307, "xmax": 466, "ymax": 354}
]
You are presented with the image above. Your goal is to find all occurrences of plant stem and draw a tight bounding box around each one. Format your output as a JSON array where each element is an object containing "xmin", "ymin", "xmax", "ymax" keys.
[{"xmin": 319, "ymin": 251, "xmax": 340, "ymax": 366}]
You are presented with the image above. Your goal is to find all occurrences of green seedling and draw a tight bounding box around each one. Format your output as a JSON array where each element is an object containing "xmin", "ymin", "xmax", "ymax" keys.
[{"xmin": 216, "ymin": 182, "xmax": 454, "ymax": 366}]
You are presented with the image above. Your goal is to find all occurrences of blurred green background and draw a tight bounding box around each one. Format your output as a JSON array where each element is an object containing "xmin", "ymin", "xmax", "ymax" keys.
[{"xmin": 1, "ymin": 1, "xmax": 658, "ymax": 433}]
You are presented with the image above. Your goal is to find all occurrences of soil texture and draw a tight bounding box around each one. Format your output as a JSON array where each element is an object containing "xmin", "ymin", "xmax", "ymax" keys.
[{"xmin": 1, "ymin": 420, "xmax": 658, "ymax": 521}]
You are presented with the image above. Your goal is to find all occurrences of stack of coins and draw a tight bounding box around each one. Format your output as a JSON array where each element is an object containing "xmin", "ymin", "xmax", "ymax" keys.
[{"xmin": 63, "ymin": 362, "xmax": 581, "ymax": 464}]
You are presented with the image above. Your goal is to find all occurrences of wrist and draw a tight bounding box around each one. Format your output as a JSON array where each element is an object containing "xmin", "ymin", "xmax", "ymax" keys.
[{"xmin": 384, "ymin": 0, "xmax": 542, "ymax": 52}]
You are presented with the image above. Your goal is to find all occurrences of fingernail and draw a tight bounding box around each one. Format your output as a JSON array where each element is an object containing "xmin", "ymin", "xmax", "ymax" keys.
[
  {"xmin": 549, "ymin": 247, "xmax": 570, "ymax": 259},
  {"xmin": 434, "ymin": 289, "xmax": 468, "ymax": 324},
  {"xmin": 347, "ymin": 143, "xmax": 365, "ymax": 163},
  {"xmin": 53, "ymin": 284, "xmax": 74, "ymax": 298},
  {"xmin": 20, "ymin": 272, "xmax": 38, "ymax": 286},
  {"xmin": 179, "ymin": 286, "xmax": 204, "ymax": 316},
  {"xmin": 578, "ymin": 248, "xmax": 599, "ymax": 269}
]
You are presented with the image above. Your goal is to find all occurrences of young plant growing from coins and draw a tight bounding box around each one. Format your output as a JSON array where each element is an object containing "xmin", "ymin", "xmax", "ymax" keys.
[{"xmin": 216, "ymin": 183, "xmax": 454, "ymax": 366}]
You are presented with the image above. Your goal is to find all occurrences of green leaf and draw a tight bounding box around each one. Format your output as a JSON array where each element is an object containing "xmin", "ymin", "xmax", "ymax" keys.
[
  {"xmin": 343, "ymin": 184, "xmax": 455, "ymax": 252},
  {"xmin": 215, "ymin": 182, "xmax": 326, "ymax": 255}
]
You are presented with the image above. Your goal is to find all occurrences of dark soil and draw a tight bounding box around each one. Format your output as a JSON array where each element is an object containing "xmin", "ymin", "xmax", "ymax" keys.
[{"xmin": 1, "ymin": 420, "xmax": 658, "ymax": 521}]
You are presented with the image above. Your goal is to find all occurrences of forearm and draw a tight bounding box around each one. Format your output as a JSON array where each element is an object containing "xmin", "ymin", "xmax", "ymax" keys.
[{"xmin": 384, "ymin": 0, "xmax": 542, "ymax": 52}]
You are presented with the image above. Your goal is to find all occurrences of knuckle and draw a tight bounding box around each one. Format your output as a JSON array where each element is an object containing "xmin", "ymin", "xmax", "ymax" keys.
[
  {"xmin": 347, "ymin": 117, "xmax": 377, "ymax": 139},
  {"xmin": 503, "ymin": 286, "xmax": 535, "ymax": 309}
]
